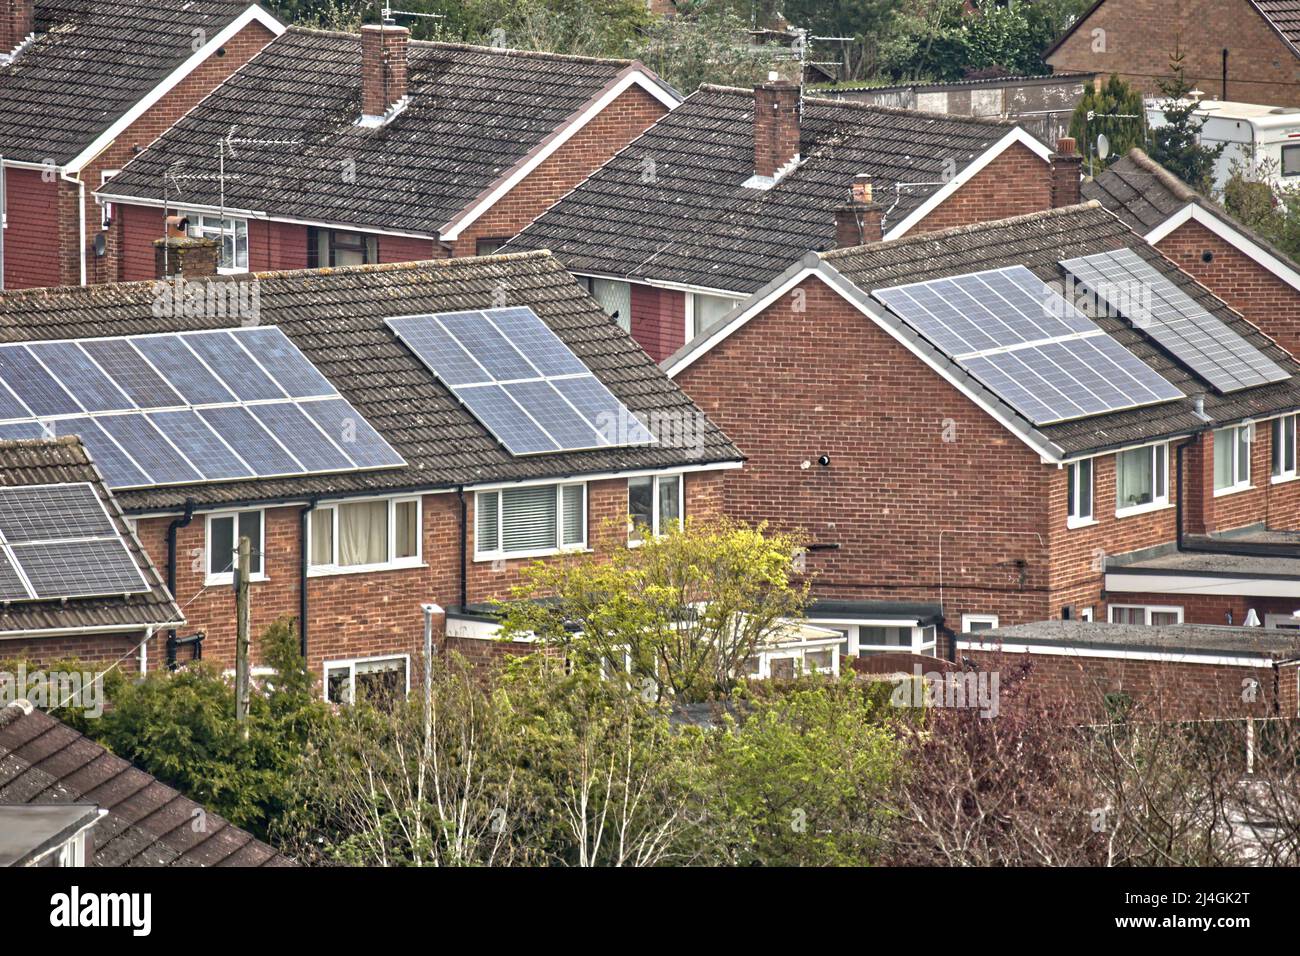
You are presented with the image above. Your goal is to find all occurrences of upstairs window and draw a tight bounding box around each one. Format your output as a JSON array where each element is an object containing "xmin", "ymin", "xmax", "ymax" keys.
[
  {"xmin": 183, "ymin": 212, "xmax": 248, "ymax": 271},
  {"xmin": 1214, "ymin": 424, "xmax": 1252, "ymax": 494},
  {"xmin": 206, "ymin": 509, "xmax": 264, "ymax": 584},
  {"xmin": 584, "ymin": 277, "xmax": 632, "ymax": 333},
  {"xmin": 309, "ymin": 497, "xmax": 421, "ymax": 572},
  {"xmin": 1067, "ymin": 458, "xmax": 1094, "ymax": 526},
  {"xmin": 308, "ymin": 227, "xmax": 377, "ymax": 268},
  {"xmin": 686, "ymin": 292, "xmax": 741, "ymax": 341},
  {"xmin": 628, "ymin": 474, "xmax": 682, "ymax": 543},
  {"xmin": 1273, "ymin": 414, "xmax": 1297, "ymax": 480},
  {"xmin": 475, "ymin": 483, "xmax": 586, "ymax": 559},
  {"xmin": 1115, "ymin": 443, "xmax": 1167, "ymax": 514}
]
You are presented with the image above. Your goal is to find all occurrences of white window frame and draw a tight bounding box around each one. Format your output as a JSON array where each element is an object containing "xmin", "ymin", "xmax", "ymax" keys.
[
  {"xmin": 181, "ymin": 209, "xmax": 249, "ymax": 273},
  {"xmin": 628, "ymin": 473, "xmax": 683, "ymax": 544},
  {"xmin": 1264, "ymin": 612, "xmax": 1300, "ymax": 630},
  {"xmin": 474, "ymin": 482, "xmax": 587, "ymax": 561},
  {"xmin": 1108, "ymin": 604, "xmax": 1184, "ymax": 625},
  {"xmin": 204, "ymin": 508, "xmax": 267, "ymax": 586},
  {"xmin": 307, "ymin": 495, "xmax": 424, "ymax": 576},
  {"xmin": 1079, "ymin": 606, "xmax": 1094, "ymax": 622},
  {"xmin": 1067, "ymin": 457, "xmax": 1095, "ymax": 528},
  {"xmin": 822, "ymin": 620, "xmax": 936, "ymax": 658},
  {"xmin": 1272, "ymin": 414, "xmax": 1298, "ymax": 483},
  {"xmin": 1114, "ymin": 442, "xmax": 1170, "ymax": 517},
  {"xmin": 99, "ymin": 169, "xmax": 120, "ymax": 230},
  {"xmin": 685, "ymin": 291, "xmax": 742, "ymax": 342},
  {"xmin": 1213, "ymin": 423, "xmax": 1253, "ymax": 496},
  {"xmin": 321, "ymin": 653, "xmax": 411, "ymax": 705},
  {"xmin": 961, "ymin": 614, "xmax": 1000, "ymax": 633},
  {"xmin": 743, "ymin": 643, "xmax": 841, "ymax": 679}
]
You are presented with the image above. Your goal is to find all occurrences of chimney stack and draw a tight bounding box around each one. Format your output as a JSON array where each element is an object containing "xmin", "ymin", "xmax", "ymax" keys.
[
  {"xmin": 834, "ymin": 174, "xmax": 884, "ymax": 248},
  {"xmin": 154, "ymin": 236, "xmax": 220, "ymax": 279},
  {"xmin": 1052, "ymin": 136, "xmax": 1082, "ymax": 207},
  {"xmin": 752, "ymin": 72, "xmax": 800, "ymax": 182},
  {"xmin": 360, "ymin": 22, "xmax": 409, "ymax": 124},
  {"xmin": 1, "ymin": 0, "xmax": 34, "ymax": 56}
]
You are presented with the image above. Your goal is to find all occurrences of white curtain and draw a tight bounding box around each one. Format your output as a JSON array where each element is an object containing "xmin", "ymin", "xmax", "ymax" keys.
[{"xmin": 339, "ymin": 501, "xmax": 388, "ymax": 565}]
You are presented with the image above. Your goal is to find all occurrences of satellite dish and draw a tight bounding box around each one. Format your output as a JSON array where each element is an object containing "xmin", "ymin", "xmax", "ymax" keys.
[{"xmin": 1096, "ymin": 133, "xmax": 1110, "ymax": 161}]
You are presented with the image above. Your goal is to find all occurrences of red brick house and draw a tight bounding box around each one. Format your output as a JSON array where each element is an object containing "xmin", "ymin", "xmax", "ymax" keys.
[
  {"xmin": 665, "ymin": 201, "xmax": 1300, "ymax": 655},
  {"xmin": 0, "ymin": 250, "xmax": 741, "ymax": 700},
  {"xmin": 504, "ymin": 78, "xmax": 1076, "ymax": 362},
  {"xmin": 1085, "ymin": 148, "xmax": 1300, "ymax": 360},
  {"xmin": 1045, "ymin": 0, "xmax": 1300, "ymax": 106},
  {"xmin": 0, "ymin": 0, "xmax": 283, "ymax": 290},
  {"xmin": 94, "ymin": 23, "xmax": 679, "ymax": 283}
]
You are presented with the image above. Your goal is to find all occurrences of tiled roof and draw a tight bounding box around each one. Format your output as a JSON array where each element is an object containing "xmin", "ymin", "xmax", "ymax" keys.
[
  {"xmin": 804, "ymin": 204, "xmax": 1300, "ymax": 456},
  {"xmin": 1252, "ymin": 0, "xmax": 1300, "ymax": 48},
  {"xmin": 0, "ymin": 437, "xmax": 182, "ymax": 635},
  {"xmin": 0, "ymin": 0, "xmax": 260, "ymax": 166},
  {"xmin": 503, "ymin": 84, "xmax": 1029, "ymax": 293},
  {"xmin": 0, "ymin": 702, "xmax": 293, "ymax": 866},
  {"xmin": 0, "ymin": 253, "xmax": 741, "ymax": 513},
  {"xmin": 975, "ymin": 619, "xmax": 1300, "ymax": 657},
  {"xmin": 100, "ymin": 27, "xmax": 666, "ymax": 237}
]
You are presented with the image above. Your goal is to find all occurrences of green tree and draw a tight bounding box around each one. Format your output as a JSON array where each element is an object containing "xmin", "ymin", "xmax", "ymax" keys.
[
  {"xmin": 1069, "ymin": 74, "xmax": 1146, "ymax": 175},
  {"xmin": 1147, "ymin": 50, "xmax": 1224, "ymax": 194},
  {"xmin": 781, "ymin": 0, "xmax": 905, "ymax": 80},
  {"xmin": 635, "ymin": 3, "xmax": 782, "ymax": 93},
  {"xmin": 498, "ymin": 517, "xmax": 808, "ymax": 704}
]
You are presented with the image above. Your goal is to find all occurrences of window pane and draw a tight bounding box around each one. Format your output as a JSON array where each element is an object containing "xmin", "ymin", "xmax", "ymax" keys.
[
  {"xmin": 628, "ymin": 476, "xmax": 653, "ymax": 541},
  {"xmin": 590, "ymin": 278, "xmax": 631, "ymax": 332},
  {"xmin": 209, "ymin": 515, "xmax": 234, "ymax": 575},
  {"xmin": 692, "ymin": 293, "xmax": 739, "ymax": 338},
  {"xmin": 1117, "ymin": 447, "xmax": 1154, "ymax": 508},
  {"xmin": 338, "ymin": 500, "xmax": 388, "ymax": 566},
  {"xmin": 1284, "ymin": 144, "xmax": 1300, "ymax": 176},
  {"xmin": 1155, "ymin": 444, "xmax": 1166, "ymax": 498},
  {"xmin": 1150, "ymin": 610, "xmax": 1179, "ymax": 626},
  {"xmin": 326, "ymin": 666, "xmax": 351, "ymax": 704},
  {"xmin": 1079, "ymin": 459, "xmax": 1092, "ymax": 518},
  {"xmin": 355, "ymin": 657, "xmax": 406, "ymax": 706},
  {"xmin": 1238, "ymin": 427, "xmax": 1251, "ymax": 484},
  {"xmin": 501, "ymin": 485, "xmax": 557, "ymax": 553},
  {"xmin": 1274, "ymin": 418, "xmax": 1285, "ymax": 476},
  {"xmin": 310, "ymin": 508, "xmax": 334, "ymax": 566},
  {"xmin": 560, "ymin": 485, "xmax": 584, "ymax": 547},
  {"xmin": 476, "ymin": 491, "xmax": 499, "ymax": 554},
  {"xmin": 1110, "ymin": 606, "xmax": 1144, "ymax": 625},
  {"xmin": 658, "ymin": 475, "xmax": 681, "ymax": 531},
  {"xmin": 1214, "ymin": 428, "xmax": 1234, "ymax": 489},
  {"xmin": 237, "ymin": 511, "xmax": 262, "ymax": 574},
  {"xmin": 1067, "ymin": 461, "xmax": 1076, "ymax": 516},
  {"xmin": 395, "ymin": 500, "xmax": 418, "ymax": 559},
  {"xmin": 805, "ymin": 649, "xmax": 833, "ymax": 672}
]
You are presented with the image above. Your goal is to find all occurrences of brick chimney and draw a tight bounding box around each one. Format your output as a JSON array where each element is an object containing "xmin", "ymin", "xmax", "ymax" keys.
[
  {"xmin": 834, "ymin": 175, "xmax": 884, "ymax": 248},
  {"xmin": 1052, "ymin": 136, "xmax": 1082, "ymax": 207},
  {"xmin": 752, "ymin": 73, "xmax": 800, "ymax": 182},
  {"xmin": 360, "ymin": 22, "xmax": 409, "ymax": 125},
  {"xmin": 154, "ymin": 236, "xmax": 220, "ymax": 279},
  {"xmin": 1, "ymin": 0, "xmax": 34, "ymax": 56}
]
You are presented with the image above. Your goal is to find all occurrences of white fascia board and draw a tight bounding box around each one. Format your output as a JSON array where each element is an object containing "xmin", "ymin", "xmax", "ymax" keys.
[
  {"xmin": 1146, "ymin": 202, "xmax": 1300, "ymax": 294},
  {"xmin": 884, "ymin": 127, "xmax": 1055, "ymax": 240},
  {"xmin": 1105, "ymin": 569, "xmax": 1300, "ymax": 598},
  {"xmin": 956, "ymin": 638, "xmax": 1274, "ymax": 668},
  {"xmin": 439, "ymin": 68, "xmax": 681, "ymax": 242},
  {"xmin": 63, "ymin": 5, "xmax": 285, "ymax": 175},
  {"xmin": 571, "ymin": 269, "xmax": 748, "ymax": 299},
  {"xmin": 464, "ymin": 459, "xmax": 742, "ymax": 494}
]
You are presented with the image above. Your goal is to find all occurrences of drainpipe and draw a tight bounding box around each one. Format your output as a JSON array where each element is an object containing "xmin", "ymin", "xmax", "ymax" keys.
[
  {"xmin": 300, "ymin": 496, "xmax": 318, "ymax": 659},
  {"xmin": 457, "ymin": 486, "xmax": 467, "ymax": 610},
  {"xmin": 165, "ymin": 497, "xmax": 196, "ymax": 651}
]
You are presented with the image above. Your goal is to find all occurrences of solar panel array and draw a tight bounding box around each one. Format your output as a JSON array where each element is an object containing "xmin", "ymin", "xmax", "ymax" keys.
[
  {"xmin": 0, "ymin": 482, "xmax": 150, "ymax": 601},
  {"xmin": 873, "ymin": 265, "xmax": 1184, "ymax": 425},
  {"xmin": 386, "ymin": 307, "xmax": 655, "ymax": 456},
  {"xmin": 1060, "ymin": 248, "xmax": 1290, "ymax": 394},
  {"xmin": 0, "ymin": 327, "xmax": 404, "ymax": 489}
]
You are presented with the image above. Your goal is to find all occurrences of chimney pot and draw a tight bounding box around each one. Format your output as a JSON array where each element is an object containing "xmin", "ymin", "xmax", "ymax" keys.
[
  {"xmin": 835, "ymin": 177, "xmax": 884, "ymax": 248},
  {"xmin": 753, "ymin": 78, "xmax": 800, "ymax": 181},
  {"xmin": 1052, "ymin": 136, "xmax": 1082, "ymax": 207},
  {"xmin": 360, "ymin": 22, "xmax": 409, "ymax": 123},
  {"xmin": 851, "ymin": 173, "xmax": 873, "ymax": 205},
  {"xmin": 1056, "ymin": 136, "xmax": 1077, "ymax": 157}
]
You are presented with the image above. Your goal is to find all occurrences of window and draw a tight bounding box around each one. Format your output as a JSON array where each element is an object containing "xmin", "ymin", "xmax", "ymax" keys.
[
  {"xmin": 183, "ymin": 211, "xmax": 248, "ymax": 271},
  {"xmin": 961, "ymin": 614, "xmax": 999, "ymax": 632},
  {"xmin": 628, "ymin": 474, "xmax": 682, "ymax": 542},
  {"xmin": 686, "ymin": 292, "xmax": 741, "ymax": 340},
  {"xmin": 585, "ymin": 277, "xmax": 632, "ymax": 332},
  {"xmin": 1273, "ymin": 415, "xmax": 1297, "ymax": 481},
  {"xmin": 1109, "ymin": 604, "xmax": 1183, "ymax": 625},
  {"xmin": 830, "ymin": 622, "xmax": 936, "ymax": 659},
  {"xmin": 1079, "ymin": 606, "xmax": 1094, "ymax": 622},
  {"xmin": 206, "ymin": 510, "xmax": 264, "ymax": 583},
  {"xmin": 475, "ymin": 237, "xmax": 508, "ymax": 256},
  {"xmin": 1214, "ymin": 424, "xmax": 1252, "ymax": 493},
  {"xmin": 1115, "ymin": 443, "xmax": 1168, "ymax": 514},
  {"xmin": 1067, "ymin": 458, "xmax": 1094, "ymax": 525},
  {"xmin": 323, "ymin": 654, "xmax": 409, "ymax": 705},
  {"xmin": 1283, "ymin": 144, "xmax": 1300, "ymax": 177},
  {"xmin": 309, "ymin": 497, "xmax": 421, "ymax": 573},
  {"xmin": 99, "ymin": 170, "xmax": 119, "ymax": 229},
  {"xmin": 475, "ymin": 483, "xmax": 586, "ymax": 558},
  {"xmin": 307, "ymin": 227, "xmax": 377, "ymax": 268}
]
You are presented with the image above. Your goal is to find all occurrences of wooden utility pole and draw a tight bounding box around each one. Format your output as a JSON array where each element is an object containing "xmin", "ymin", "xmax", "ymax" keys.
[{"xmin": 235, "ymin": 535, "xmax": 251, "ymax": 740}]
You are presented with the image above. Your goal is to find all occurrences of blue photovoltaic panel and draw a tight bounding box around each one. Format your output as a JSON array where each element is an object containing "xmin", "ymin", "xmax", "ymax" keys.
[
  {"xmin": 133, "ymin": 335, "xmax": 236, "ymax": 406},
  {"xmin": 0, "ymin": 548, "xmax": 27, "ymax": 601},
  {"xmin": 0, "ymin": 421, "xmax": 44, "ymax": 441},
  {"xmin": 1060, "ymin": 247, "xmax": 1291, "ymax": 394},
  {"xmin": 250, "ymin": 402, "xmax": 352, "ymax": 472},
  {"xmin": 300, "ymin": 398, "xmax": 406, "ymax": 468},
  {"xmin": 386, "ymin": 307, "xmax": 654, "ymax": 456},
  {"xmin": 148, "ymin": 409, "xmax": 253, "ymax": 481},
  {"xmin": 52, "ymin": 418, "xmax": 150, "ymax": 489},
  {"xmin": 27, "ymin": 342, "xmax": 133, "ymax": 413},
  {"xmin": 183, "ymin": 331, "xmax": 285, "ymax": 401},
  {"xmin": 0, "ymin": 483, "xmax": 115, "ymax": 543},
  {"xmin": 238, "ymin": 326, "xmax": 335, "ymax": 398},
  {"xmin": 0, "ymin": 345, "xmax": 80, "ymax": 417},
  {"xmin": 12, "ymin": 539, "xmax": 147, "ymax": 599},
  {"xmin": 198, "ymin": 406, "xmax": 303, "ymax": 476},
  {"xmin": 872, "ymin": 265, "xmax": 1183, "ymax": 425},
  {"xmin": 80, "ymin": 338, "xmax": 185, "ymax": 408},
  {"xmin": 98, "ymin": 414, "xmax": 203, "ymax": 485},
  {"xmin": 0, "ymin": 381, "xmax": 31, "ymax": 422}
]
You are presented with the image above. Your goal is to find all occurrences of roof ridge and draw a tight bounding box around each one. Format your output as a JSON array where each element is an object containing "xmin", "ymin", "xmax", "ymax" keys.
[
  {"xmin": 821, "ymin": 200, "xmax": 1106, "ymax": 260},
  {"xmin": 284, "ymin": 24, "xmax": 636, "ymax": 65},
  {"xmin": 693, "ymin": 83, "xmax": 1018, "ymax": 127},
  {"xmin": 1123, "ymin": 147, "xmax": 1200, "ymax": 202}
]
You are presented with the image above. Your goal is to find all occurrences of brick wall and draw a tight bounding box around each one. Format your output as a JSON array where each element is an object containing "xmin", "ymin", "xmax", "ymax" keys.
[
  {"xmin": 909, "ymin": 142, "xmax": 1055, "ymax": 235},
  {"xmin": 0, "ymin": 631, "xmax": 152, "ymax": 674},
  {"xmin": 1046, "ymin": 0, "xmax": 1300, "ymax": 106},
  {"xmin": 629, "ymin": 282, "xmax": 686, "ymax": 362}
]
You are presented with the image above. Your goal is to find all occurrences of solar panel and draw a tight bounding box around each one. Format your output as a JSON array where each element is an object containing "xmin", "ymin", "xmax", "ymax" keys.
[
  {"xmin": 0, "ymin": 482, "xmax": 150, "ymax": 602},
  {"xmin": 873, "ymin": 265, "xmax": 1184, "ymax": 425},
  {"xmin": 0, "ymin": 328, "xmax": 404, "ymax": 489},
  {"xmin": 386, "ymin": 307, "xmax": 654, "ymax": 456},
  {"xmin": 1060, "ymin": 247, "xmax": 1290, "ymax": 393}
]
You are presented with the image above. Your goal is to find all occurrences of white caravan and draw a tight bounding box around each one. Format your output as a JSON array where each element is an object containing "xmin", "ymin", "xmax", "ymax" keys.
[{"xmin": 1145, "ymin": 98, "xmax": 1300, "ymax": 194}]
